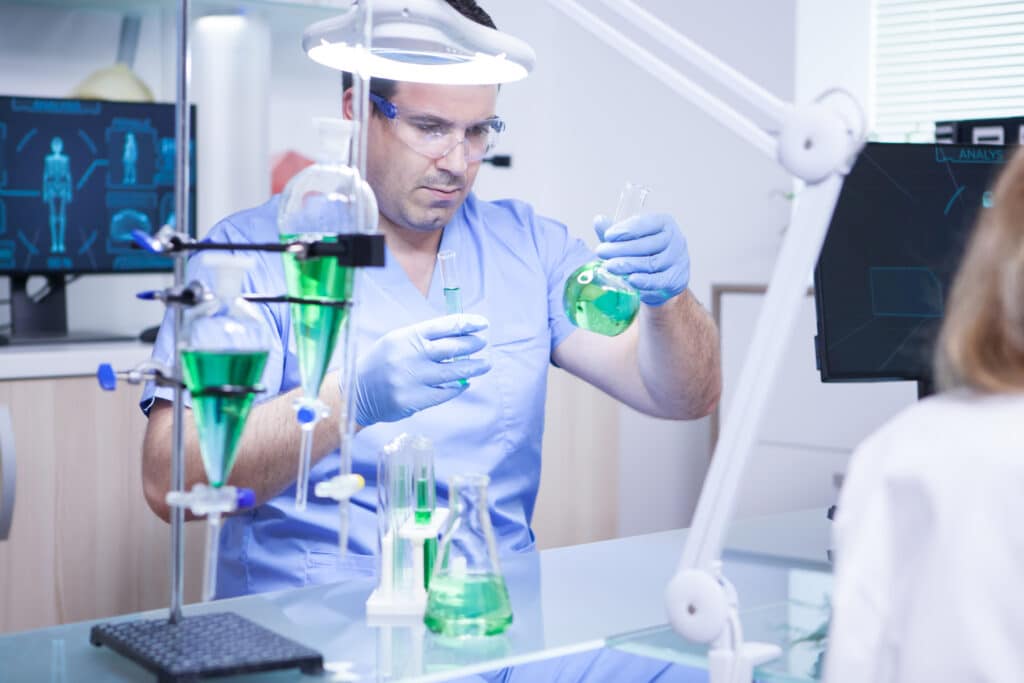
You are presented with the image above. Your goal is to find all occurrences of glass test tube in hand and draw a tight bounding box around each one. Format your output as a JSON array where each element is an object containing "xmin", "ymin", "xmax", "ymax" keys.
[
  {"xmin": 438, "ymin": 250, "xmax": 468, "ymax": 388},
  {"xmin": 563, "ymin": 181, "xmax": 651, "ymax": 336}
]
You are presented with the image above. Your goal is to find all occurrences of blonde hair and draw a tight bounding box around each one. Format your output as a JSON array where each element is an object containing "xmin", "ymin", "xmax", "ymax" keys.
[{"xmin": 935, "ymin": 146, "xmax": 1024, "ymax": 392}]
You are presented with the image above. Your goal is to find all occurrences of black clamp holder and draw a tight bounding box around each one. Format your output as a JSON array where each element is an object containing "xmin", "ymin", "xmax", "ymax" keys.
[{"xmin": 132, "ymin": 226, "xmax": 386, "ymax": 266}]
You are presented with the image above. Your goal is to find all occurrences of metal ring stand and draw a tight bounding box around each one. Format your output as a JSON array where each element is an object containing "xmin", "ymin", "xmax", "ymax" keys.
[{"xmin": 88, "ymin": 4, "xmax": 384, "ymax": 680}]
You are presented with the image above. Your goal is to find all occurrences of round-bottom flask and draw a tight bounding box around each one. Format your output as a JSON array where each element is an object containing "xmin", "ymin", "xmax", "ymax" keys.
[
  {"xmin": 425, "ymin": 474, "xmax": 512, "ymax": 637},
  {"xmin": 563, "ymin": 181, "xmax": 650, "ymax": 337},
  {"xmin": 563, "ymin": 262, "xmax": 640, "ymax": 336}
]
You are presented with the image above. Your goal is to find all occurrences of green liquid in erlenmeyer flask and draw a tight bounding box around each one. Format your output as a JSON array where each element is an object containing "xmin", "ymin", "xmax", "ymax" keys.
[
  {"xmin": 181, "ymin": 349, "xmax": 269, "ymax": 487},
  {"xmin": 424, "ymin": 573, "xmax": 513, "ymax": 636},
  {"xmin": 563, "ymin": 260, "xmax": 640, "ymax": 336},
  {"xmin": 281, "ymin": 233, "xmax": 355, "ymax": 397}
]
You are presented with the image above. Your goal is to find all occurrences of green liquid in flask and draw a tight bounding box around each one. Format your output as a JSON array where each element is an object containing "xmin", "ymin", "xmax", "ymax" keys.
[
  {"xmin": 281, "ymin": 234, "xmax": 355, "ymax": 397},
  {"xmin": 181, "ymin": 349, "xmax": 269, "ymax": 487},
  {"xmin": 563, "ymin": 260, "xmax": 639, "ymax": 336},
  {"xmin": 424, "ymin": 573, "xmax": 513, "ymax": 636}
]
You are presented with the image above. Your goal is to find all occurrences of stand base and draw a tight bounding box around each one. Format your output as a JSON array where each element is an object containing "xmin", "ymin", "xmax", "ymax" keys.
[{"xmin": 89, "ymin": 612, "xmax": 323, "ymax": 683}]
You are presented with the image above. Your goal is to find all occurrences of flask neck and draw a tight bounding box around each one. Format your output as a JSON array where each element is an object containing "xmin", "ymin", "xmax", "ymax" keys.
[
  {"xmin": 450, "ymin": 474, "xmax": 489, "ymax": 523},
  {"xmin": 313, "ymin": 118, "xmax": 355, "ymax": 166}
]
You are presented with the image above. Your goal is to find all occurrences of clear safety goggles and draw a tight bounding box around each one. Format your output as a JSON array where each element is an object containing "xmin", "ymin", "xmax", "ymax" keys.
[{"xmin": 370, "ymin": 92, "xmax": 504, "ymax": 163}]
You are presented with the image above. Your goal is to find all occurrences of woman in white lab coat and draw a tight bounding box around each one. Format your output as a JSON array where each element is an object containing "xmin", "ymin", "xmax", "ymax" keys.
[{"xmin": 825, "ymin": 146, "xmax": 1024, "ymax": 683}]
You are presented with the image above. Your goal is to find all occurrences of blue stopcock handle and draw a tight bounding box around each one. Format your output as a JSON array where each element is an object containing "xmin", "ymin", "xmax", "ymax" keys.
[
  {"xmin": 236, "ymin": 488, "xmax": 256, "ymax": 510},
  {"xmin": 97, "ymin": 364, "xmax": 117, "ymax": 391},
  {"xmin": 136, "ymin": 290, "xmax": 159, "ymax": 300},
  {"xmin": 131, "ymin": 230, "xmax": 161, "ymax": 254}
]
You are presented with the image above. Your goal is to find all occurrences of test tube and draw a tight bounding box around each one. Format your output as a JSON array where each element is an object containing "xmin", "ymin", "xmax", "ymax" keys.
[
  {"xmin": 411, "ymin": 436, "xmax": 437, "ymax": 589},
  {"xmin": 438, "ymin": 250, "xmax": 468, "ymax": 387}
]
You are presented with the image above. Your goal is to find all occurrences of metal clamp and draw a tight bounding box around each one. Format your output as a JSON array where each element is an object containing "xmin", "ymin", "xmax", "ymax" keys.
[
  {"xmin": 132, "ymin": 227, "xmax": 386, "ymax": 267},
  {"xmin": 97, "ymin": 361, "xmax": 183, "ymax": 392}
]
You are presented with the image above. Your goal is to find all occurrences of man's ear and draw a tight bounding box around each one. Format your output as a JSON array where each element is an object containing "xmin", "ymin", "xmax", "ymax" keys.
[{"xmin": 342, "ymin": 87, "xmax": 355, "ymax": 120}]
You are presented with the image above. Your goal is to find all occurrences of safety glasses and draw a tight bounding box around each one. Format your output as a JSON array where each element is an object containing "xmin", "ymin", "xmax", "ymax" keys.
[{"xmin": 370, "ymin": 92, "xmax": 504, "ymax": 162}]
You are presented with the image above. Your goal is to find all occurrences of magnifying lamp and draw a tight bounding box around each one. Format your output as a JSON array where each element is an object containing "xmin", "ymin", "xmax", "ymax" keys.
[{"xmin": 302, "ymin": 0, "xmax": 535, "ymax": 85}]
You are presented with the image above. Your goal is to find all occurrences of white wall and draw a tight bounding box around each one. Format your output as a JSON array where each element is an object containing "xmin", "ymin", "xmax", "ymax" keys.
[{"xmin": 483, "ymin": 1, "xmax": 798, "ymax": 536}]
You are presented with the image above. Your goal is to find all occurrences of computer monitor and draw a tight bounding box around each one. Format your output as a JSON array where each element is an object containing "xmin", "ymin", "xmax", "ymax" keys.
[
  {"xmin": 814, "ymin": 142, "xmax": 1007, "ymax": 395},
  {"xmin": 0, "ymin": 95, "xmax": 195, "ymax": 342}
]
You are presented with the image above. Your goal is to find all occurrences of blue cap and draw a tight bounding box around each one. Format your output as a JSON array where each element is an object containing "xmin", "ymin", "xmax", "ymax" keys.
[
  {"xmin": 131, "ymin": 230, "xmax": 160, "ymax": 253},
  {"xmin": 236, "ymin": 488, "xmax": 256, "ymax": 509},
  {"xmin": 97, "ymin": 364, "xmax": 117, "ymax": 391},
  {"xmin": 297, "ymin": 406, "xmax": 317, "ymax": 425},
  {"xmin": 135, "ymin": 290, "xmax": 158, "ymax": 300}
]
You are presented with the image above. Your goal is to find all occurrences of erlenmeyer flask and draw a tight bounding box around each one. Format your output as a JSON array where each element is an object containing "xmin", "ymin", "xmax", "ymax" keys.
[
  {"xmin": 277, "ymin": 116, "xmax": 376, "ymax": 509},
  {"xmin": 181, "ymin": 254, "xmax": 271, "ymax": 488},
  {"xmin": 563, "ymin": 181, "xmax": 650, "ymax": 336},
  {"xmin": 425, "ymin": 474, "xmax": 513, "ymax": 637}
]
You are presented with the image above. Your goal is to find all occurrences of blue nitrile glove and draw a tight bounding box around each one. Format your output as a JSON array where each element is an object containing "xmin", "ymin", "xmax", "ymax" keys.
[
  {"xmin": 351, "ymin": 314, "xmax": 491, "ymax": 427},
  {"xmin": 594, "ymin": 213, "xmax": 691, "ymax": 306}
]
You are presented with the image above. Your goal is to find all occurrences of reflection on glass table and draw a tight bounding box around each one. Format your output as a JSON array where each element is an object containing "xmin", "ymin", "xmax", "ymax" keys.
[{"xmin": 0, "ymin": 509, "xmax": 833, "ymax": 682}]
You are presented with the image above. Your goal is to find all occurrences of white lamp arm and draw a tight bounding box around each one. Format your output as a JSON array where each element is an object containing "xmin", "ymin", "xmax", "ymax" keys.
[
  {"xmin": 594, "ymin": 0, "xmax": 790, "ymax": 128},
  {"xmin": 542, "ymin": 0, "xmax": 859, "ymax": 185},
  {"xmin": 537, "ymin": 2, "xmax": 865, "ymax": 678},
  {"xmin": 544, "ymin": 0, "xmax": 778, "ymax": 161}
]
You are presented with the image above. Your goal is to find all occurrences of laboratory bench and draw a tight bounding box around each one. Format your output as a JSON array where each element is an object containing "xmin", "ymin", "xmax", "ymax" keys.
[{"xmin": 0, "ymin": 509, "xmax": 835, "ymax": 682}]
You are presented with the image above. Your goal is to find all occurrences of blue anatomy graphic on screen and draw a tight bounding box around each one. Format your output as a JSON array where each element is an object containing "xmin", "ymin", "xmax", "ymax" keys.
[
  {"xmin": 0, "ymin": 96, "xmax": 195, "ymax": 274},
  {"xmin": 42, "ymin": 136, "xmax": 73, "ymax": 254},
  {"xmin": 122, "ymin": 131, "xmax": 138, "ymax": 185}
]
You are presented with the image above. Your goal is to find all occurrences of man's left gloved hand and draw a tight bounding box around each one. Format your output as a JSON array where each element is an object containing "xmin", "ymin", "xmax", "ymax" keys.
[{"xmin": 594, "ymin": 213, "xmax": 690, "ymax": 306}]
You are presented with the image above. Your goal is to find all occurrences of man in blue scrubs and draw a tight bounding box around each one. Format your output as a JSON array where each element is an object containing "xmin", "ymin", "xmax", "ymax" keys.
[{"xmin": 140, "ymin": 1, "xmax": 721, "ymax": 600}]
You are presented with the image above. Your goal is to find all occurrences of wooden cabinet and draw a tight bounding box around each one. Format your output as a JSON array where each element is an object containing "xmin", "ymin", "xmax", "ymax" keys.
[
  {"xmin": 0, "ymin": 374, "xmax": 203, "ymax": 634},
  {"xmin": 0, "ymin": 352, "xmax": 619, "ymax": 634}
]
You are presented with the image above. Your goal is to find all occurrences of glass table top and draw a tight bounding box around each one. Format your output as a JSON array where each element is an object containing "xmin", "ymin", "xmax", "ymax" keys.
[{"xmin": 0, "ymin": 508, "xmax": 834, "ymax": 681}]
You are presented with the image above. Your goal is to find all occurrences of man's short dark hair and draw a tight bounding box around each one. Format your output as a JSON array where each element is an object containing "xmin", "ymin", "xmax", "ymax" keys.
[{"xmin": 341, "ymin": 0, "xmax": 497, "ymax": 103}]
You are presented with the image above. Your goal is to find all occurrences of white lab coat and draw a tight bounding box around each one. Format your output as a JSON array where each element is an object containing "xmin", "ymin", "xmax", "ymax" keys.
[{"xmin": 825, "ymin": 389, "xmax": 1024, "ymax": 683}]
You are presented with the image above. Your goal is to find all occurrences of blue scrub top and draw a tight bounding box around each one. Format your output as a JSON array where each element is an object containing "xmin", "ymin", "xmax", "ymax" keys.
[{"xmin": 141, "ymin": 192, "xmax": 594, "ymax": 598}]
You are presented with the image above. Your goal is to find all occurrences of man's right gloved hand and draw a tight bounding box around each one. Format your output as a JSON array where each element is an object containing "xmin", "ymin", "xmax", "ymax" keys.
[{"xmin": 351, "ymin": 314, "xmax": 491, "ymax": 427}]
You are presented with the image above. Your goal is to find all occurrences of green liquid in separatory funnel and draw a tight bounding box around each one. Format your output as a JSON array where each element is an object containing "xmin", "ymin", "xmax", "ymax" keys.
[
  {"xmin": 424, "ymin": 573, "xmax": 513, "ymax": 636},
  {"xmin": 281, "ymin": 234, "xmax": 355, "ymax": 397},
  {"xmin": 563, "ymin": 260, "xmax": 640, "ymax": 337},
  {"xmin": 181, "ymin": 349, "xmax": 269, "ymax": 487}
]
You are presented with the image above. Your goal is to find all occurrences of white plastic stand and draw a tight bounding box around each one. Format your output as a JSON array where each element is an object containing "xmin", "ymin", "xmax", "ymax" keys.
[{"xmin": 366, "ymin": 507, "xmax": 449, "ymax": 617}]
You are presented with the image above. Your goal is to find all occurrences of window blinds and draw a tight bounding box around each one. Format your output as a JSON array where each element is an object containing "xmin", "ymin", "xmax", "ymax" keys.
[{"xmin": 872, "ymin": 0, "xmax": 1024, "ymax": 141}]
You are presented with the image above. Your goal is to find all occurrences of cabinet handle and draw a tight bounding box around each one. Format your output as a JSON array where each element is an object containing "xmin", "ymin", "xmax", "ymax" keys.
[{"xmin": 0, "ymin": 406, "xmax": 15, "ymax": 541}]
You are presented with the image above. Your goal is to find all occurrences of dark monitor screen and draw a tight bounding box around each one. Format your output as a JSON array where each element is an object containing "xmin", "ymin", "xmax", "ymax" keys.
[
  {"xmin": 0, "ymin": 95, "xmax": 195, "ymax": 275},
  {"xmin": 814, "ymin": 142, "xmax": 1006, "ymax": 384}
]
